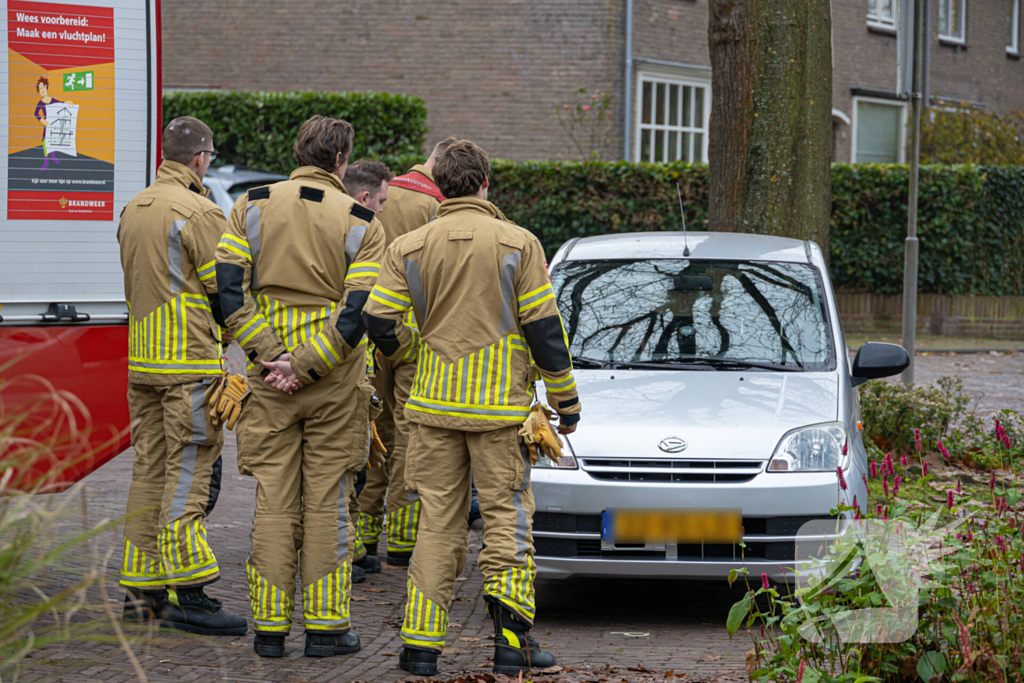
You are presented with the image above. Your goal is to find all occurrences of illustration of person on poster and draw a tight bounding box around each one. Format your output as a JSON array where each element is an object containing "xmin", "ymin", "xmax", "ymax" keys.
[{"xmin": 34, "ymin": 76, "xmax": 74, "ymax": 171}]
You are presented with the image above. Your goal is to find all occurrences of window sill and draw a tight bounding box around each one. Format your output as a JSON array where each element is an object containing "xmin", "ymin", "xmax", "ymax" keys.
[
  {"xmin": 938, "ymin": 35, "xmax": 968, "ymax": 48},
  {"xmin": 1008, "ymin": 48, "xmax": 1021, "ymax": 59},
  {"xmin": 866, "ymin": 22, "xmax": 897, "ymax": 36}
]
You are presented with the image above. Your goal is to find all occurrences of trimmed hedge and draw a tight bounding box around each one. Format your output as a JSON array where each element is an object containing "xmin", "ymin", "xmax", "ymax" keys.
[
  {"xmin": 484, "ymin": 161, "xmax": 1024, "ymax": 296},
  {"xmin": 162, "ymin": 91, "xmax": 427, "ymax": 175}
]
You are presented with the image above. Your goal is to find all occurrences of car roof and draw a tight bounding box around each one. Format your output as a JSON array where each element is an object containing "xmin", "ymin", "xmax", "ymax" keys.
[
  {"xmin": 204, "ymin": 165, "xmax": 287, "ymax": 185},
  {"xmin": 564, "ymin": 231, "xmax": 811, "ymax": 263}
]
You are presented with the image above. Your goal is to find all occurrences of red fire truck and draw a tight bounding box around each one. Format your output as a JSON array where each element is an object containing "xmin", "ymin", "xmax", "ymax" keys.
[{"xmin": 0, "ymin": 0, "xmax": 162, "ymax": 490}]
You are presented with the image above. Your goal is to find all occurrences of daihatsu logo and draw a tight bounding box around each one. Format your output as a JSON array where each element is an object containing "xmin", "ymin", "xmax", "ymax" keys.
[{"xmin": 658, "ymin": 437, "xmax": 687, "ymax": 453}]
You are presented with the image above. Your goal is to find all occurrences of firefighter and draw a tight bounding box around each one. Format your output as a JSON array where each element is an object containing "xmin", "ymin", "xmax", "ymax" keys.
[
  {"xmin": 354, "ymin": 138, "xmax": 459, "ymax": 567},
  {"xmin": 363, "ymin": 140, "xmax": 581, "ymax": 677},
  {"xmin": 216, "ymin": 116, "xmax": 385, "ymax": 659},
  {"xmin": 117, "ymin": 116, "xmax": 247, "ymax": 636}
]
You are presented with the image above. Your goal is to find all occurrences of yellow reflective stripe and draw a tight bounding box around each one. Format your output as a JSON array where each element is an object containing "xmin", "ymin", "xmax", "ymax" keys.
[
  {"xmin": 369, "ymin": 294, "xmax": 410, "ymax": 311},
  {"xmin": 197, "ymin": 260, "xmax": 217, "ymax": 281},
  {"xmin": 519, "ymin": 293, "xmax": 555, "ymax": 313},
  {"xmin": 517, "ymin": 284, "xmax": 553, "ymax": 301},
  {"xmin": 219, "ymin": 233, "xmax": 250, "ymax": 251}
]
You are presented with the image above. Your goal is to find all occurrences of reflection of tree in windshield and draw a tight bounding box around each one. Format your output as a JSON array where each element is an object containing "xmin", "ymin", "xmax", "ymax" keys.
[{"xmin": 551, "ymin": 259, "xmax": 832, "ymax": 369}]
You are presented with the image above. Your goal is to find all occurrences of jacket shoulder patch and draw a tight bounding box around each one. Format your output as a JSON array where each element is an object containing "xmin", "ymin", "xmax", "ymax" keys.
[
  {"xmin": 499, "ymin": 234, "xmax": 525, "ymax": 250},
  {"xmin": 448, "ymin": 229, "xmax": 474, "ymax": 241},
  {"xmin": 399, "ymin": 236, "xmax": 425, "ymax": 256},
  {"xmin": 350, "ymin": 203, "xmax": 374, "ymax": 221},
  {"xmin": 134, "ymin": 196, "xmax": 155, "ymax": 207},
  {"xmin": 248, "ymin": 185, "xmax": 271, "ymax": 201},
  {"xmin": 299, "ymin": 186, "xmax": 324, "ymax": 203},
  {"xmin": 170, "ymin": 202, "xmax": 195, "ymax": 219}
]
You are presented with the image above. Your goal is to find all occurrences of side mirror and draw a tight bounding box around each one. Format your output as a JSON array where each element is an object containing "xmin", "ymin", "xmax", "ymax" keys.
[{"xmin": 851, "ymin": 342, "xmax": 910, "ymax": 387}]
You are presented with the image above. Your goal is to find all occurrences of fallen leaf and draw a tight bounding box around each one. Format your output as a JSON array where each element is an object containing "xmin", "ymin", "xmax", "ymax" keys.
[
  {"xmin": 477, "ymin": 662, "xmax": 491, "ymax": 667},
  {"xmin": 540, "ymin": 666, "xmax": 563, "ymax": 674},
  {"xmin": 664, "ymin": 670, "xmax": 674, "ymax": 678},
  {"xmin": 159, "ymin": 660, "xmax": 171, "ymax": 663},
  {"xmin": 351, "ymin": 596, "xmax": 369, "ymax": 602},
  {"xmin": 365, "ymin": 587, "xmax": 387, "ymax": 593},
  {"xmin": 450, "ymin": 623, "xmax": 462, "ymax": 628},
  {"xmin": 456, "ymin": 576, "xmax": 468, "ymax": 582},
  {"xmin": 375, "ymin": 601, "xmax": 393, "ymax": 606},
  {"xmin": 460, "ymin": 636, "xmax": 481, "ymax": 642}
]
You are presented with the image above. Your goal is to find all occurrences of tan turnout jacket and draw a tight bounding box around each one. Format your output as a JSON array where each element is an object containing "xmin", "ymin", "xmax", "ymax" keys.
[
  {"xmin": 377, "ymin": 164, "xmax": 441, "ymax": 245},
  {"xmin": 215, "ymin": 166, "xmax": 385, "ymax": 384},
  {"xmin": 363, "ymin": 197, "xmax": 581, "ymax": 432},
  {"xmin": 119, "ymin": 161, "xmax": 227, "ymax": 385}
]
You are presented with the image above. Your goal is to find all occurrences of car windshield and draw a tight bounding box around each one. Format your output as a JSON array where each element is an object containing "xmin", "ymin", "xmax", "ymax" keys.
[{"xmin": 550, "ymin": 258, "xmax": 835, "ymax": 371}]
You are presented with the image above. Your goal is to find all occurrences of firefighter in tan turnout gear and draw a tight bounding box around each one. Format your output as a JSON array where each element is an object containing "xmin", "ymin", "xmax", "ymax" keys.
[
  {"xmin": 117, "ymin": 116, "xmax": 247, "ymax": 636},
  {"xmin": 215, "ymin": 116, "xmax": 385, "ymax": 659},
  {"xmin": 353, "ymin": 138, "xmax": 459, "ymax": 567},
  {"xmin": 363, "ymin": 141, "xmax": 581, "ymax": 677}
]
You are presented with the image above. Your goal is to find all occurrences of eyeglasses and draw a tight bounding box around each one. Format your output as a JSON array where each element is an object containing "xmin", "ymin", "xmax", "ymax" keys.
[{"xmin": 195, "ymin": 149, "xmax": 219, "ymax": 161}]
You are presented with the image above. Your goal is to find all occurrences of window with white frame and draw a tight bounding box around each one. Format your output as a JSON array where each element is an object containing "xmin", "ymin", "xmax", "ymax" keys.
[
  {"xmin": 867, "ymin": 0, "xmax": 896, "ymax": 29},
  {"xmin": 636, "ymin": 75, "xmax": 709, "ymax": 163},
  {"xmin": 1009, "ymin": 0, "xmax": 1020, "ymax": 53},
  {"xmin": 938, "ymin": 0, "xmax": 967, "ymax": 42},
  {"xmin": 852, "ymin": 98, "xmax": 907, "ymax": 163}
]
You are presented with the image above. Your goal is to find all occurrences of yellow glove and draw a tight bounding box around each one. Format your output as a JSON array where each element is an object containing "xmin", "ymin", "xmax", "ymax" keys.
[
  {"xmin": 517, "ymin": 403, "xmax": 563, "ymax": 466},
  {"xmin": 368, "ymin": 420, "xmax": 387, "ymax": 469},
  {"xmin": 209, "ymin": 373, "xmax": 249, "ymax": 431}
]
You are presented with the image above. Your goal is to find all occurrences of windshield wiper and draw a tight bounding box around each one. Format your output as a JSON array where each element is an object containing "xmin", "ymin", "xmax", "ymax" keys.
[
  {"xmin": 670, "ymin": 357, "xmax": 805, "ymax": 372},
  {"xmin": 603, "ymin": 358, "xmax": 715, "ymax": 370},
  {"xmin": 572, "ymin": 356, "xmax": 607, "ymax": 369}
]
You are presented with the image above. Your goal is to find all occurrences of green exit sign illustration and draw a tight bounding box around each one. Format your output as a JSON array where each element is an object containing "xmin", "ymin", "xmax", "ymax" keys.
[{"xmin": 63, "ymin": 71, "xmax": 94, "ymax": 92}]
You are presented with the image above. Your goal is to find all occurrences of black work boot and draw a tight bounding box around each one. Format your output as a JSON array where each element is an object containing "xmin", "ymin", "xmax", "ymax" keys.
[
  {"xmin": 485, "ymin": 597, "xmax": 557, "ymax": 676},
  {"xmin": 398, "ymin": 646, "xmax": 438, "ymax": 676},
  {"xmin": 160, "ymin": 586, "xmax": 248, "ymax": 636},
  {"xmin": 253, "ymin": 633, "xmax": 286, "ymax": 658},
  {"xmin": 304, "ymin": 630, "xmax": 361, "ymax": 657},
  {"xmin": 354, "ymin": 553, "xmax": 382, "ymax": 574},
  {"xmin": 122, "ymin": 588, "xmax": 167, "ymax": 623},
  {"xmin": 352, "ymin": 564, "xmax": 366, "ymax": 584},
  {"xmin": 365, "ymin": 542, "xmax": 378, "ymax": 557},
  {"xmin": 387, "ymin": 550, "xmax": 412, "ymax": 567}
]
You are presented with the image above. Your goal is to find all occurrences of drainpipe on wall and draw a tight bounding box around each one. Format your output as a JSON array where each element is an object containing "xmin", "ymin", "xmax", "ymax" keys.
[{"xmin": 623, "ymin": 0, "xmax": 634, "ymax": 161}]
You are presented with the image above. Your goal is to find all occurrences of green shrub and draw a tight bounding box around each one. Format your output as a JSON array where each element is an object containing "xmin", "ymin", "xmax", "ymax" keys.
[
  {"xmin": 858, "ymin": 376, "xmax": 970, "ymax": 457},
  {"xmin": 921, "ymin": 104, "xmax": 1024, "ymax": 165},
  {"xmin": 162, "ymin": 91, "xmax": 427, "ymax": 175}
]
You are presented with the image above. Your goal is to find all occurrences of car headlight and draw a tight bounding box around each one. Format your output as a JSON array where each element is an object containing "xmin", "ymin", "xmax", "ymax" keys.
[
  {"xmin": 533, "ymin": 435, "xmax": 579, "ymax": 469},
  {"xmin": 767, "ymin": 422, "xmax": 849, "ymax": 473}
]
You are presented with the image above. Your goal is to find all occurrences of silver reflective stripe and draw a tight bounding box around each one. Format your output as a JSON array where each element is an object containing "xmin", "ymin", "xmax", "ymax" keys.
[
  {"xmin": 345, "ymin": 224, "xmax": 367, "ymax": 268},
  {"xmin": 246, "ymin": 204, "xmax": 262, "ymax": 289},
  {"xmin": 175, "ymin": 296, "xmax": 184, "ymax": 359},
  {"xmin": 401, "ymin": 630, "xmax": 445, "ymax": 642},
  {"xmin": 169, "ymin": 380, "xmax": 208, "ymax": 520},
  {"xmin": 337, "ymin": 472, "xmax": 349, "ymax": 565},
  {"xmin": 511, "ymin": 447, "xmax": 531, "ymax": 562},
  {"xmin": 407, "ymin": 491, "xmax": 420, "ymax": 502},
  {"xmin": 406, "ymin": 397, "xmax": 530, "ymax": 417},
  {"xmin": 129, "ymin": 360, "xmax": 219, "ymax": 370},
  {"xmin": 403, "ymin": 258, "xmax": 427, "ymax": 318},
  {"xmin": 498, "ymin": 252, "xmax": 521, "ymax": 335},
  {"xmin": 305, "ymin": 617, "xmax": 351, "ymax": 627},
  {"xmin": 169, "ymin": 220, "xmax": 186, "ymax": 292}
]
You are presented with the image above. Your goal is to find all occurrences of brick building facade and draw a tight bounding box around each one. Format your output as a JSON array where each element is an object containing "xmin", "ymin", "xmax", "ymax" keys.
[{"xmin": 162, "ymin": 0, "xmax": 1024, "ymax": 163}]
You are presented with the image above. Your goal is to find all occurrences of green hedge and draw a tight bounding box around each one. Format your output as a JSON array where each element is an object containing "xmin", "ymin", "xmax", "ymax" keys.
[
  {"xmin": 484, "ymin": 161, "xmax": 1024, "ymax": 296},
  {"xmin": 162, "ymin": 91, "xmax": 427, "ymax": 175}
]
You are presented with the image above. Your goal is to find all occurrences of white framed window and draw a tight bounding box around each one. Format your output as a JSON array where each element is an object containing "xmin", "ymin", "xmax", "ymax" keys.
[
  {"xmin": 635, "ymin": 74, "xmax": 710, "ymax": 163},
  {"xmin": 867, "ymin": 0, "xmax": 896, "ymax": 30},
  {"xmin": 851, "ymin": 97, "xmax": 907, "ymax": 163},
  {"xmin": 938, "ymin": 0, "xmax": 967, "ymax": 43},
  {"xmin": 1009, "ymin": 0, "xmax": 1020, "ymax": 54}
]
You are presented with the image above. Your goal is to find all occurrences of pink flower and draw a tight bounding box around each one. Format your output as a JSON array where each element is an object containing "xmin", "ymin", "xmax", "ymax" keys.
[
  {"xmin": 842, "ymin": 440, "xmax": 848, "ymax": 456},
  {"xmin": 884, "ymin": 453, "xmax": 894, "ymax": 476},
  {"xmin": 995, "ymin": 419, "xmax": 1012, "ymax": 449},
  {"xmin": 938, "ymin": 440, "xmax": 950, "ymax": 461},
  {"xmin": 862, "ymin": 474, "xmax": 869, "ymax": 487},
  {"xmin": 797, "ymin": 659, "xmax": 806, "ymax": 683},
  {"xmin": 995, "ymin": 535, "xmax": 1007, "ymax": 554},
  {"xmin": 948, "ymin": 490, "xmax": 955, "ymax": 509},
  {"xmin": 914, "ymin": 428, "xmax": 922, "ymax": 452},
  {"xmin": 894, "ymin": 475, "xmax": 901, "ymax": 495},
  {"xmin": 901, "ymin": 453, "xmax": 908, "ymax": 467},
  {"xmin": 957, "ymin": 479, "xmax": 962, "ymax": 494},
  {"xmin": 990, "ymin": 471, "xmax": 997, "ymax": 491},
  {"xmin": 582, "ymin": 105, "xmax": 590, "ymax": 111},
  {"xmin": 837, "ymin": 466, "xmax": 848, "ymax": 490},
  {"xmin": 761, "ymin": 573, "xmax": 770, "ymax": 590},
  {"xmin": 883, "ymin": 478, "xmax": 889, "ymax": 497},
  {"xmin": 923, "ymin": 462, "xmax": 930, "ymax": 476},
  {"xmin": 870, "ymin": 461, "xmax": 878, "ymax": 478},
  {"xmin": 853, "ymin": 495, "xmax": 859, "ymax": 511},
  {"xmin": 877, "ymin": 503, "xmax": 884, "ymax": 516}
]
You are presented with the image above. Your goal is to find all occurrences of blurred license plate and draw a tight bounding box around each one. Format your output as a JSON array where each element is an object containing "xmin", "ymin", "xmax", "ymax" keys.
[{"xmin": 602, "ymin": 509, "xmax": 742, "ymax": 544}]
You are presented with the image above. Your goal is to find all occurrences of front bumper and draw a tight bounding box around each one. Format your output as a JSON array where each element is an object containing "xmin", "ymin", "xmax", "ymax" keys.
[{"xmin": 531, "ymin": 467, "xmax": 862, "ymax": 582}]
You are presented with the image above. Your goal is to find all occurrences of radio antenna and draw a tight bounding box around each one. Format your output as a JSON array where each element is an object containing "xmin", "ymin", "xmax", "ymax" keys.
[{"xmin": 676, "ymin": 183, "xmax": 690, "ymax": 257}]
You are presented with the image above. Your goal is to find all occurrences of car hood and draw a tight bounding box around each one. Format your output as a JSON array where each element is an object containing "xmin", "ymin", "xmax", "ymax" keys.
[{"xmin": 566, "ymin": 369, "xmax": 839, "ymax": 460}]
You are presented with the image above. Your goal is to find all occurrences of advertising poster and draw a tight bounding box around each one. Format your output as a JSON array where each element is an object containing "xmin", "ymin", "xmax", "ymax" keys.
[{"xmin": 7, "ymin": 0, "xmax": 115, "ymax": 220}]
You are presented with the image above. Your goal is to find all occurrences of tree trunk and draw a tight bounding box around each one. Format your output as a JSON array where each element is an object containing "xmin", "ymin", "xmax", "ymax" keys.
[{"xmin": 707, "ymin": 0, "xmax": 833, "ymax": 257}]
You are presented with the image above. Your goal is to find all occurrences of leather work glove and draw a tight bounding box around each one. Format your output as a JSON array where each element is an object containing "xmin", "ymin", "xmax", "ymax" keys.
[
  {"xmin": 209, "ymin": 373, "xmax": 250, "ymax": 431},
  {"xmin": 368, "ymin": 420, "xmax": 387, "ymax": 469},
  {"xmin": 518, "ymin": 402, "xmax": 563, "ymax": 466},
  {"xmin": 221, "ymin": 326, "xmax": 234, "ymax": 350}
]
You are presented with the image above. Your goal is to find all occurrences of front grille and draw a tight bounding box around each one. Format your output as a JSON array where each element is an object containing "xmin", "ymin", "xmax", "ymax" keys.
[
  {"xmin": 580, "ymin": 458, "xmax": 764, "ymax": 484},
  {"xmin": 534, "ymin": 537, "xmax": 795, "ymax": 561}
]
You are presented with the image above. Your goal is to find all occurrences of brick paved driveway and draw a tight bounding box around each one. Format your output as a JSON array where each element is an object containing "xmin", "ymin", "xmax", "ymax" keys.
[{"xmin": 14, "ymin": 352, "xmax": 1022, "ymax": 682}]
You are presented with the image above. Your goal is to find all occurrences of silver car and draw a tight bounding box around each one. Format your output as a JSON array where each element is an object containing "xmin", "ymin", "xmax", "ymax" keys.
[
  {"xmin": 202, "ymin": 165, "xmax": 287, "ymax": 215},
  {"xmin": 532, "ymin": 232, "xmax": 909, "ymax": 582}
]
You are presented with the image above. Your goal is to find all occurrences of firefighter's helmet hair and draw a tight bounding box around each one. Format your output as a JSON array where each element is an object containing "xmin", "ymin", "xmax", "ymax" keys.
[
  {"xmin": 430, "ymin": 136, "xmax": 461, "ymax": 159},
  {"xmin": 343, "ymin": 158, "xmax": 394, "ymax": 198},
  {"xmin": 434, "ymin": 140, "xmax": 490, "ymax": 199},
  {"xmin": 163, "ymin": 116, "xmax": 213, "ymax": 166},
  {"xmin": 294, "ymin": 115, "xmax": 355, "ymax": 172}
]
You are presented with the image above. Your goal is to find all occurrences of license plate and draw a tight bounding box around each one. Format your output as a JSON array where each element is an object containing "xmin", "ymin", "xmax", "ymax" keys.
[{"xmin": 602, "ymin": 509, "xmax": 742, "ymax": 544}]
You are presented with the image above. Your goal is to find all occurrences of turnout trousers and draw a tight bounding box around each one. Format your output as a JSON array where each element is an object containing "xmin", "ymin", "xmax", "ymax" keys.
[
  {"xmin": 400, "ymin": 423, "xmax": 536, "ymax": 652},
  {"xmin": 120, "ymin": 378, "xmax": 224, "ymax": 590},
  {"xmin": 357, "ymin": 357, "xmax": 419, "ymax": 555},
  {"xmin": 236, "ymin": 361, "xmax": 373, "ymax": 635}
]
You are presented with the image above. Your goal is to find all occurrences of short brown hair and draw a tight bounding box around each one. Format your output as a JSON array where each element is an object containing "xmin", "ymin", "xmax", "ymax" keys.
[
  {"xmin": 293, "ymin": 115, "xmax": 355, "ymax": 172},
  {"xmin": 431, "ymin": 136, "xmax": 461, "ymax": 158},
  {"xmin": 343, "ymin": 158, "xmax": 394, "ymax": 197},
  {"xmin": 163, "ymin": 116, "xmax": 214, "ymax": 165},
  {"xmin": 434, "ymin": 140, "xmax": 490, "ymax": 199}
]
